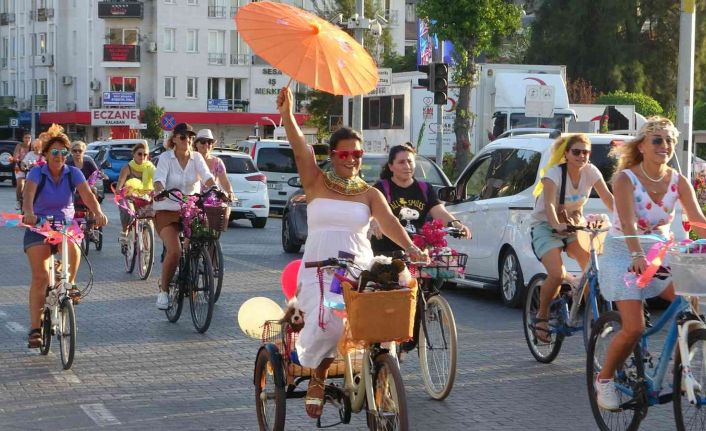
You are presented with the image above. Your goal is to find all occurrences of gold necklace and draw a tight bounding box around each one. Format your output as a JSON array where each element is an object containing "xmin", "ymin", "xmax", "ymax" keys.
[
  {"xmin": 639, "ymin": 162, "xmax": 666, "ymax": 183},
  {"xmin": 322, "ymin": 170, "xmax": 370, "ymax": 196}
]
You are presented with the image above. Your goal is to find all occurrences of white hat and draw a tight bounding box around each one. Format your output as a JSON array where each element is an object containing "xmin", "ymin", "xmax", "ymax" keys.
[{"xmin": 196, "ymin": 129, "xmax": 214, "ymax": 140}]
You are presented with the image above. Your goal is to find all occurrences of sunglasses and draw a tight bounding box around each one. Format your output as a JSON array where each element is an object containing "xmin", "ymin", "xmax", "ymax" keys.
[
  {"xmin": 570, "ymin": 148, "xmax": 591, "ymax": 157},
  {"xmin": 176, "ymin": 134, "xmax": 192, "ymax": 141},
  {"xmin": 651, "ymin": 136, "xmax": 674, "ymax": 146},
  {"xmin": 197, "ymin": 139, "xmax": 215, "ymax": 145},
  {"xmin": 50, "ymin": 149, "xmax": 69, "ymax": 157},
  {"xmin": 71, "ymin": 149, "xmax": 83, "ymax": 153},
  {"xmin": 331, "ymin": 149, "xmax": 364, "ymax": 160},
  {"xmin": 135, "ymin": 152, "xmax": 146, "ymax": 157}
]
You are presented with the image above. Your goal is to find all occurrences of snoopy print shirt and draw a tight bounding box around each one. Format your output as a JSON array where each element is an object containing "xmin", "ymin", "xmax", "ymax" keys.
[
  {"xmin": 531, "ymin": 163, "xmax": 603, "ymax": 226},
  {"xmin": 371, "ymin": 178, "xmax": 440, "ymax": 254}
]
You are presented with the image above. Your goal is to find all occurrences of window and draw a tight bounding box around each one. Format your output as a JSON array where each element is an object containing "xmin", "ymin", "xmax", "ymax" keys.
[
  {"xmin": 34, "ymin": 79, "xmax": 47, "ymax": 95},
  {"xmin": 19, "ymin": 35, "xmax": 24, "ymax": 57},
  {"xmin": 207, "ymin": 78, "xmax": 219, "ymax": 99},
  {"xmin": 164, "ymin": 76, "xmax": 176, "ymax": 98},
  {"xmin": 186, "ymin": 29, "xmax": 198, "ymax": 52},
  {"xmin": 229, "ymin": 30, "xmax": 251, "ymax": 64},
  {"xmin": 361, "ymin": 95, "xmax": 404, "ymax": 130},
  {"xmin": 208, "ymin": 0, "xmax": 227, "ymax": 17},
  {"xmin": 10, "ymin": 36, "xmax": 14, "ymax": 58},
  {"xmin": 38, "ymin": 32, "xmax": 46, "ymax": 54},
  {"xmin": 224, "ymin": 78, "xmax": 241, "ymax": 100},
  {"xmin": 218, "ymin": 155, "xmax": 257, "ymax": 174},
  {"xmin": 164, "ymin": 28, "xmax": 176, "ymax": 52},
  {"xmin": 208, "ymin": 30, "xmax": 225, "ymax": 64},
  {"xmin": 463, "ymin": 149, "xmax": 541, "ymax": 201},
  {"xmin": 107, "ymin": 28, "xmax": 138, "ymax": 45},
  {"xmin": 164, "ymin": 0, "xmax": 175, "ymax": 4},
  {"xmin": 463, "ymin": 156, "xmax": 492, "ymax": 201},
  {"xmin": 110, "ymin": 76, "xmax": 137, "ymax": 92},
  {"xmin": 72, "ymin": 31, "xmax": 76, "ymax": 56},
  {"xmin": 187, "ymin": 0, "xmax": 198, "ymax": 4},
  {"xmin": 509, "ymin": 113, "xmax": 566, "ymax": 131},
  {"xmin": 256, "ymin": 147, "xmax": 297, "ymax": 173},
  {"xmin": 186, "ymin": 77, "xmax": 198, "ymax": 98}
]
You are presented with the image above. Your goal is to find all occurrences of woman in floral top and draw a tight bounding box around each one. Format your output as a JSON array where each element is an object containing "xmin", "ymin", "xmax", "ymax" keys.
[{"xmin": 194, "ymin": 129, "xmax": 235, "ymax": 202}]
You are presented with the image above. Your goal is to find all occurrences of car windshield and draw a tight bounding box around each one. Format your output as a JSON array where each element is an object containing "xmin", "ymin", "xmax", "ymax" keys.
[
  {"xmin": 109, "ymin": 149, "xmax": 132, "ymax": 161},
  {"xmin": 218, "ymin": 155, "xmax": 258, "ymax": 174},
  {"xmin": 510, "ymin": 113, "xmax": 567, "ymax": 130},
  {"xmin": 256, "ymin": 147, "xmax": 297, "ymax": 173}
]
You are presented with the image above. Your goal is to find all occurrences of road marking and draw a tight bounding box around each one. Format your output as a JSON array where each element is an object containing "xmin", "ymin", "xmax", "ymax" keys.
[
  {"xmin": 80, "ymin": 403, "xmax": 121, "ymax": 427},
  {"xmin": 52, "ymin": 370, "xmax": 81, "ymax": 384},
  {"xmin": 6, "ymin": 322, "xmax": 25, "ymax": 333}
]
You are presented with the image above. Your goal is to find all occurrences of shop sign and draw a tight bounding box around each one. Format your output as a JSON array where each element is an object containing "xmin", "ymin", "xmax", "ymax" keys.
[{"xmin": 91, "ymin": 109, "xmax": 140, "ymax": 126}]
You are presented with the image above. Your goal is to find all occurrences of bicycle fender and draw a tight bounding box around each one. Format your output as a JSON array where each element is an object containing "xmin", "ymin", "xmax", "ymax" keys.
[{"xmin": 254, "ymin": 344, "xmax": 286, "ymax": 388}]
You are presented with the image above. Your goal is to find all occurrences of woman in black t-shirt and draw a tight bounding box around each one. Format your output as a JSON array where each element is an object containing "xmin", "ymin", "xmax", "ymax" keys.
[{"xmin": 370, "ymin": 144, "xmax": 471, "ymax": 255}]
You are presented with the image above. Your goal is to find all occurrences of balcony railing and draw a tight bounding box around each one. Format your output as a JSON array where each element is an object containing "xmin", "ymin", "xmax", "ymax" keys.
[
  {"xmin": 103, "ymin": 44, "xmax": 140, "ymax": 62},
  {"xmin": 34, "ymin": 95, "xmax": 48, "ymax": 110},
  {"xmin": 229, "ymin": 53, "xmax": 252, "ymax": 65},
  {"xmin": 208, "ymin": 5, "xmax": 226, "ymax": 18},
  {"xmin": 98, "ymin": 1, "xmax": 144, "ymax": 19},
  {"xmin": 208, "ymin": 52, "xmax": 226, "ymax": 65},
  {"xmin": 0, "ymin": 96, "xmax": 15, "ymax": 108},
  {"xmin": 0, "ymin": 13, "xmax": 15, "ymax": 25},
  {"xmin": 34, "ymin": 8, "xmax": 54, "ymax": 21}
]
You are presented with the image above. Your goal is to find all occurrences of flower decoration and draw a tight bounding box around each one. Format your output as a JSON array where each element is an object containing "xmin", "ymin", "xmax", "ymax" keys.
[
  {"xmin": 412, "ymin": 219, "xmax": 448, "ymax": 256},
  {"xmin": 178, "ymin": 195, "xmax": 203, "ymax": 238}
]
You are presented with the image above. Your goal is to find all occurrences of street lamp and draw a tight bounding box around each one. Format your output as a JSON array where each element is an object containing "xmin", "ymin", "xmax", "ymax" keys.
[{"xmin": 260, "ymin": 116, "xmax": 278, "ymax": 128}]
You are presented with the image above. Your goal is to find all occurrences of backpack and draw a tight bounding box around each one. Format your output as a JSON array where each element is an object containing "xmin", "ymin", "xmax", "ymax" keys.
[
  {"xmin": 34, "ymin": 167, "xmax": 77, "ymax": 203},
  {"xmin": 380, "ymin": 178, "xmax": 429, "ymax": 204}
]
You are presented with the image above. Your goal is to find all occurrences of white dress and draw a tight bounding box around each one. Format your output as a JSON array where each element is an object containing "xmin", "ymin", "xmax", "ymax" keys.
[{"xmin": 295, "ymin": 198, "xmax": 374, "ymax": 368}]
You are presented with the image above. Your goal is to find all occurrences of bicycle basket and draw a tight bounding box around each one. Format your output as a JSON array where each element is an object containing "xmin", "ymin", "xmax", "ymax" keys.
[
  {"xmin": 421, "ymin": 253, "xmax": 468, "ymax": 279},
  {"xmin": 189, "ymin": 217, "xmax": 219, "ymax": 241},
  {"xmin": 342, "ymin": 279, "xmax": 417, "ymax": 344},
  {"xmin": 129, "ymin": 196, "xmax": 155, "ymax": 218},
  {"xmin": 204, "ymin": 205, "xmax": 230, "ymax": 232},
  {"xmin": 667, "ymin": 249, "xmax": 706, "ymax": 297}
]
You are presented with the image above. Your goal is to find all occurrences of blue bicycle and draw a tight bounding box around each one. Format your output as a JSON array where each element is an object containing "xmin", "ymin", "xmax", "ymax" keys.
[
  {"xmin": 523, "ymin": 222, "xmax": 612, "ymax": 363},
  {"xmin": 586, "ymin": 249, "xmax": 706, "ymax": 431}
]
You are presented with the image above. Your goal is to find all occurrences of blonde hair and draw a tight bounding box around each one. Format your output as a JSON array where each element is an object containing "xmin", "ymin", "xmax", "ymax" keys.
[
  {"xmin": 532, "ymin": 133, "xmax": 592, "ymax": 197},
  {"xmin": 610, "ymin": 116, "xmax": 679, "ymax": 181},
  {"xmin": 71, "ymin": 140, "xmax": 87, "ymax": 151}
]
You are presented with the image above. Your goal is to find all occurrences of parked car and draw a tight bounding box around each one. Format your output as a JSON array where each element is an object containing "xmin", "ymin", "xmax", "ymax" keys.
[
  {"xmin": 95, "ymin": 147, "xmax": 133, "ymax": 190},
  {"xmin": 0, "ymin": 140, "xmax": 20, "ymax": 186},
  {"xmin": 211, "ymin": 149, "xmax": 270, "ymax": 228},
  {"xmin": 281, "ymin": 153, "xmax": 452, "ymax": 253},
  {"xmin": 86, "ymin": 139, "xmax": 147, "ymax": 153},
  {"xmin": 439, "ymin": 132, "xmax": 687, "ymax": 307},
  {"xmin": 236, "ymin": 138, "xmax": 298, "ymax": 212}
]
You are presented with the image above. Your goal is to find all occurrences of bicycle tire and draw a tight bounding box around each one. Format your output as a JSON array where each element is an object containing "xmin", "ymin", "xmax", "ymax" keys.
[
  {"xmin": 81, "ymin": 231, "xmax": 90, "ymax": 256},
  {"xmin": 165, "ymin": 260, "xmax": 184, "ymax": 323},
  {"xmin": 58, "ymin": 298, "xmax": 76, "ymax": 370},
  {"xmin": 586, "ymin": 311, "xmax": 645, "ymax": 431},
  {"xmin": 95, "ymin": 226, "xmax": 103, "ymax": 251},
  {"xmin": 254, "ymin": 347, "xmax": 286, "ymax": 431},
  {"xmin": 418, "ymin": 294, "xmax": 457, "ymax": 400},
  {"xmin": 40, "ymin": 307, "xmax": 51, "ymax": 355},
  {"xmin": 367, "ymin": 352, "xmax": 408, "ymax": 431},
  {"xmin": 124, "ymin": 225, "xmax": 137, "ymax": 273},
  {"xmin": 188, "ymin": 247, "xmax": 215, "ymax": 333},
  {"xmin": 137, "ymin": 222, "xmax": 154, "ymax": 280},
  {"xmin": 210, "ymin": 240, "xmax": 224, "ymax": 303},
  {"xmin": 522, "ymin": 275, "xmax": 564, "ymax": 363},
  {"xmin": 582, "ymin": 281, "xmax": 610, "ymax": 353},
  {"xmin": 673, "ymin": 328, "xmax": 706, "ymax": 431}
]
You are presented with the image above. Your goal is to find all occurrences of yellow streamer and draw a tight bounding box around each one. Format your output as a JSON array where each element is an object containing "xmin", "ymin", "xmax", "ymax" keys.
[{"xmin": 532, "ymin": 137, "xmax": 569, "ymax": 197}]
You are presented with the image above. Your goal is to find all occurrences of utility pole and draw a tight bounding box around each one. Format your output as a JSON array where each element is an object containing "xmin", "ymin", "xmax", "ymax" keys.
[
  {"xmin": 349, "ymin": 0, "xmax": 366, "ymax": 136},
  {"xmin": 676, "ymin": 0, "xmax": 696, "ymax": 179},
  {"xmin": 434, "ymin": 44, "xmax": 444, "ymax": 165}
]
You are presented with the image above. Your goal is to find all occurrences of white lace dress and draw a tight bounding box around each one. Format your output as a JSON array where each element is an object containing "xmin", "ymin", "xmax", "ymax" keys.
[{"xmin": 295, "ymin": 198, "xmax": 374, "ymax": 368}]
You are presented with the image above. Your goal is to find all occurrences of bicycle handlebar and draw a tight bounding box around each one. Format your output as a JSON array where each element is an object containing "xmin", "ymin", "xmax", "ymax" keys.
[
  {"xmin": 304, "ymin": 258, "xmax": 351, "ymax": 269},
  {"xmin": 154, "ymin": 186, "xmax": 230, "ymax": 203}
]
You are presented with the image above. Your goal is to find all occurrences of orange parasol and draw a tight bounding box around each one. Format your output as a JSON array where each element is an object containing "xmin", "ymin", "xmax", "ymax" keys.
[{"xmin": 235, "ymin": 1, "xmax": 378, "ymax": 96}]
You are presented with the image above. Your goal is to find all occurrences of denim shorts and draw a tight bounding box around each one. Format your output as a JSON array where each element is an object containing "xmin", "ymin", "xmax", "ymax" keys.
[
  {"xmin": 530, "ymin": 221, "xmax": 578, "ymax": 260},
  {"xmin": 23, "ymin": 228, "xmax": 56, "ymax": 253}
]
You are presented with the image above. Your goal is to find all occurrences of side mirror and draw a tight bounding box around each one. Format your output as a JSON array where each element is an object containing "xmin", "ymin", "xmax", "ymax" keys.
[
  {"xmin": 438, "ymin": 186, "xmax": 457, "ymax": 202},
  {"xmin": 287, "ymin": 176, "xmax": 302, "ymax": 188}
]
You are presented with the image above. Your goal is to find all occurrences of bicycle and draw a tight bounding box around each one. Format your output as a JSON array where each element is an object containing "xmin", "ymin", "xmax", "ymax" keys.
[
  {"xmin": 586, "ymin": 242, "xmax": 706, "ymax": 431},
  {"xmin": 254, "ymin": 256, "xmax": 411, "ymax": 430},
  {"xmin": 116, "ymin": 191, "xmax": 155, "ymax": 280},
  {"xmin": 157, "ymin": 187, "xmax": 228, "ymax": 333},
  {"xmin": 522, "ymin": 218, "xmax": 613, "ymax": 363},
  {"xmin": 74, "ymin": 205, "xmax": 103, "ymax": 255}
]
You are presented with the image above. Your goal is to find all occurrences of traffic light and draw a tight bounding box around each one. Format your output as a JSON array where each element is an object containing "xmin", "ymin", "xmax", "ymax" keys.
[
  {"xmin": 433, "ymin": 63, "xmax": 448, "ymax": 105},
  {"xmin": 417, "ymin": 64, "xmax": 433, "ymax": 91}
]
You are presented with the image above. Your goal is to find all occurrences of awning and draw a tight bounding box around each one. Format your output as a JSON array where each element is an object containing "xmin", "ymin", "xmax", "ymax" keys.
[
  {"xmin": 40, "ymin": 111, "xmax": 308, "ymax": 126},
  {"xmin": 494, "ymin": 73, "xmax": 570, "ymax": 110}
]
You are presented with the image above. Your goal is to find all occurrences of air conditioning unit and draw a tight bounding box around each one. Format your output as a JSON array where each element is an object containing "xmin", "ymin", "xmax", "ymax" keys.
[
  {"xmin": 89, "ymin": 79, "xmax": 101, "ymax": 91},
  {"xmin": 147, "ymin": 42, "xmax": 157, "ymax": 53},
  {"xmin": 32, "ymin": 54, "xmax": 53, "ymax": 67},
  {"xmin": 62, "ymin": 76, "xmax": 73, "ymax": 85},
  {"xmin": 65, "ymin": 102, "xmax": 77, "ymax": 111}
]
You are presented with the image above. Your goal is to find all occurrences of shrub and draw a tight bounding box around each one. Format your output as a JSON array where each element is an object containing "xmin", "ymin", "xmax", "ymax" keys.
[{"xmin": 595, "ymin": 91, "xmax": 664, "ymax": 117}]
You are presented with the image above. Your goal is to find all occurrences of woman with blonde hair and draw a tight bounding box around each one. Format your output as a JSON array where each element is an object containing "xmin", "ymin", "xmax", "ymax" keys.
[
  {"xmin": 529, "ymin": 133, "xmax": 613, "ymax": 344},
  {"xmin": 593, "ymin": 117, "xmax": 706, "ymax": 410},
  {"xmin": 116, "ymin": 142, "xmax": 156, "ymax": 248}
]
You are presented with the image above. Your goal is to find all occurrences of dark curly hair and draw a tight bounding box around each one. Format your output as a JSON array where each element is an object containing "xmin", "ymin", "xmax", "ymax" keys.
[
  {"xmin": 380, "ymin": 144, "xmax": 416, "ymax": 180},
  {"xmin": 42, "ymin": 134, "xmax": 71, "ymax": 154},
  {"xmin": 329, "ymin": 127, "xmax": 362, "ymax": 152}
]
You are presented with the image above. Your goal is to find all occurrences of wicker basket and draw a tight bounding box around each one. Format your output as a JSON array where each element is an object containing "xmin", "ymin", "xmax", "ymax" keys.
[
  {"xmin": 667, "ymin": 250, "xmax": 706, "ymax": 297},
  {"xmin": 342, "ymin": 279, "xmax": 417, "ymax": 344},
  {"xmin": 420, "ymin": 253, "xmax": 468, "ymax": 279},
  {"xmin": 204, "ymin": 205, "xmax": 230, "ymax": 232},
  {"xmin": 130, "ymin": 196, "xmax": 155, "ymax": 219}
]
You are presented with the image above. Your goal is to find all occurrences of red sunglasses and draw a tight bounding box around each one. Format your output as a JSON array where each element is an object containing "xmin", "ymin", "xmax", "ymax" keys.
[{"xmin": 331, "ymin": 149, "xmax": 364, "ymax": 160}]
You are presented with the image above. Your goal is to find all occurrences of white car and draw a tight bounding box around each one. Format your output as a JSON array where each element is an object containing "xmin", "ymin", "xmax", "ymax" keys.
[
  {"xmin": 441, "ymin": 133, "xmax": 687, "ymax": 307},
  {"xmin": 212, "ymin": 150, "xmax": 269, "ymax": 228}
]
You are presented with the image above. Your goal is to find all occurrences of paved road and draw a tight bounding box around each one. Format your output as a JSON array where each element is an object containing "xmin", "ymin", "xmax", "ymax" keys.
[{"xmin": 0, "ymin": 186, "xmax": 678, "ymax": 430}]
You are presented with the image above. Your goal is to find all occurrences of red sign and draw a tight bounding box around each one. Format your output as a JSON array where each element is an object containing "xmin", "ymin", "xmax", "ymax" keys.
[
  {"xmin": 103, "ymin": 44, "xmax": 140, "ymax": 62},
  {"xmin": 91, "ymin": 109, "xmax": 140, "ymax": 126}
]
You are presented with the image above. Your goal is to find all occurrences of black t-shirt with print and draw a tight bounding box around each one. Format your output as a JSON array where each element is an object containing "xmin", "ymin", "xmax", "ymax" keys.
[{"xmin": 370, "ymin": 178, "xmax": 441, "ymax": 254}]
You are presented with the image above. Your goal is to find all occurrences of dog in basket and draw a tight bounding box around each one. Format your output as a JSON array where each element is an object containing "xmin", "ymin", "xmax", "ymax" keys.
[
  {"xmin": 279, "ymin": 285, "xmax": 305, "ymax": 332},
  {"xmin": 358, "ymin": 256, "xmax": 413, "ymax": 292}
]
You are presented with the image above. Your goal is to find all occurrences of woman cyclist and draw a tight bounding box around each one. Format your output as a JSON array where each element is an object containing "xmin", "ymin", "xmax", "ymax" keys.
[
  {"xmin": 13, "ymin": 132, "xmax": 32, "ymax": 209},
  {"xmin": 193, "ymin": 129, "xmax": 235, "ymax": 201},
  {"xmin": 22, "ymin": 130, "xmax": 108, "ymax": 348},
  {"xmin": 152, "ymin": 123, "xmax": 216, "ymax": 310},
  {"xmin": 594, "ymin": 117, "xmax": 706, "ymax": 410},
  {"xmin": 115, "ymin": 142, "xmax": 156, "ymax": 249},
  {"xmin": 530, "ymin": 134, "xmax": 613, "ymax": 344}
]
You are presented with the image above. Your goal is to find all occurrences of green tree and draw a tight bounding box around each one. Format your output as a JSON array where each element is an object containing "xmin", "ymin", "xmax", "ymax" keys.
[
  {"xmin": 304, "ymin": 91, "xmax": 342, "ymax": 142},
  {"xmin": 416, "ymin": 0, "xmax": 521, "ymax": 176},
  {"xmin": 142, "ymin": 103, "xmax": 165, "ymax": 144},
  {"xmin": 595, "ymin": 91, "xmax": 664, "ymax": 117}
]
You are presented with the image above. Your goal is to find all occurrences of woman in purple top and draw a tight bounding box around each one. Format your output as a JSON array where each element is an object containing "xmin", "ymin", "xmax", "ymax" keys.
[{"xmin": 21, "ymin": 133, "xmax": 108, "ymax": 349}]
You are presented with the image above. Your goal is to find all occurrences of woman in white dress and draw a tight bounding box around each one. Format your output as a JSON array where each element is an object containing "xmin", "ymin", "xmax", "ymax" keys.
[{"xmin": 277, "ymin": 87, "xmax": 428, "ymax": 419}]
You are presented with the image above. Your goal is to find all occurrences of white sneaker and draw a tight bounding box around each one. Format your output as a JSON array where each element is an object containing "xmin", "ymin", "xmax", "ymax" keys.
[
  {"xmin": 156, "ymin": 292, "xmax": 169, "ymax": 310},
  {"xmin": 595, "ymin": 376, "xmax": 620, "ymax": 411}
]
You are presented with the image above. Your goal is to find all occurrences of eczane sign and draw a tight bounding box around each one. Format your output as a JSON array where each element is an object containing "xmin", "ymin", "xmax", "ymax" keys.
[{"xmin": 91, "ymin": 109, "xmax": 140, "ymax": 126}]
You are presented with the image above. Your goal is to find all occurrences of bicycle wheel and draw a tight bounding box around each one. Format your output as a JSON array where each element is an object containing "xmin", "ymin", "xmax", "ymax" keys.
[
  {"xmin": 124, "ymin": 225, "xmax": 137, "ymax": 273},
  {"xmin": 583, "ymin": 283, "xmax": 610, "ymax": 353},
  {"xmin": 673, "ymin": 327, "xmax": 706, "ymax": 431},
  {"xmin": 254, "ymin": 347, "xmax": 286, "ymax": 431},
  {"xmin": 367, "ymin": 352, "xmax": 408, "ymax": 431},
  {"xmin": 95, "ymin": 226, "xmax": 103, "ymax": 251},
  {"xmin": 188, "ymin": 247, "xmax": 215, "ymax": 333},
  {"xmin": 209, "ymin": 240, "xmax": 224, "ymax": 303},
  {"xmin": 58, "ymin": 298, "xmax": 76, "ymax": 370},
  {"xmin": 39, "ymin": 307, "xmax": 51, "ymax": 355},
  {"xmin": 81, "ymin": 229, "xmax": 90, "ymax": 256},
  {"xmin": 165, "ymin": 260, "xmax": 184, "ymax": 323},
  {"xmin": 418, "ymin": 294, "xmax": 457, "ymax": 400},
  {"xmin": 522, "ymin": 275, "xmax": 564, "ymax": 363},
  {"xmin": 586, "ymin": 311, "xmax": 645, "ymax": 431},
  {"xmin": 137, "ymin": 222, "xmax": 154, "ymax": 281}
]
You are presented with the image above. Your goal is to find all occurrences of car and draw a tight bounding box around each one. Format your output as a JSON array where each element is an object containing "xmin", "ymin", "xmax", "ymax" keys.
[
  {"xmin": 86, "ymin": 139, "xmax": 147, "ymax": 153},
  {"xmin": 439, "ymin": 132, "xmax": 687, "ymax": 307},
  {"xmin": 281, "ymin": 153, "xmax": 452, "ymax": 253},
  {"xmin": 0, "ymin": 140, "xmax": 20, "ymax": 186},
  {"xmin": 95, "ymin": 147, "xmax": 133, "ymax": 190},
  {"xmin": 236, "ymin": 138, "xmax": 298, "ymax": 212},
  {"xmin": 211, "ymin": 149, "xmax": 270, "ymax": 228}
]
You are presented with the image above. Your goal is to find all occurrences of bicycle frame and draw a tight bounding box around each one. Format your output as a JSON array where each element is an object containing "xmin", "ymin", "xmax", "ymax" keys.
[
  {"xmin": 342, "ymin": 346, "xmax": 379, "ymax": 414},
  {"xmin": 46, "ymin": 221, "xmax": 71, "ymax": 332}
]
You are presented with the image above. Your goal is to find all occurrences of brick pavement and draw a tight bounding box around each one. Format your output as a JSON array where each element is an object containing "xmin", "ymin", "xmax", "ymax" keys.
[{"xmin": 0, "ymin": 186, "xmax": 679, "ymax": 430}]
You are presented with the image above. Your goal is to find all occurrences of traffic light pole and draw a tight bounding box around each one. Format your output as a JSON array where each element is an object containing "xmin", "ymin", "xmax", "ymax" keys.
[
  {"xmin": 434, "ymin": 46, "xmax": 444, "ymax": 165},
  {"xmin": 351, "ymin": 0, "xmax": 365, "ymax": 136},
  {"xmin": 676, "ymin": 0, "xmax": 695, "ymax": 179}
]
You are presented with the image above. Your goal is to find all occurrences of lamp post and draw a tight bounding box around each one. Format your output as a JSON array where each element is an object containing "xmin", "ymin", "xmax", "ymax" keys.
[{"xmin": 260, "ymin": 116, "xmax": 277, "ymax": 128}]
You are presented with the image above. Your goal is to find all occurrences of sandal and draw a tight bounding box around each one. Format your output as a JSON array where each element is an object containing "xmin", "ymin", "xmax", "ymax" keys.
[
  {"xmin": 531, "ymin": 318, "xmax": 552, "ymax": 344},
  {"xmin": 305, "ymin": 373, "xmax": 326, "ymax": 419},
  {"xmin": 27, "ymin": 328, "xmax": 41, "ymax": 349},
  {"xmin": 67, "ymin": 287, "xmax": 81, "ymax": 305}
]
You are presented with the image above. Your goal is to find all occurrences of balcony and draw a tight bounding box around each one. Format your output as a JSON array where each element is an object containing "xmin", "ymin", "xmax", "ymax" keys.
[
  {"xmin": 230, "ymin": 54, "xmax": 252, "ymax": 65},
  {"xmin": 208, "ymin": 52, "xmax": 226, "ymax": 65},
  {"xmin": 34, "ymin": 8, "xmax": 54, "ymax": 21},
  {"xmin": 98, "ymin": 1, "xmax": 144, "ymax": 19},
  {"xmin": 0, "ymin": 13, "xmax": 15, "ymax": 25},
  {"xmin": 208, "ymin": 5, "xmax": 226, "ymax": 18},
  {"xmin": 102, "ymin": 44, "xmax": 140, "ymax": 67},
  {"xmin": 0, "ymin": 96, "xmax": 15, "ymax": 108},
  {"xmin": 34, "ymin": 95, "xmax": 48, "ymax": 110}
]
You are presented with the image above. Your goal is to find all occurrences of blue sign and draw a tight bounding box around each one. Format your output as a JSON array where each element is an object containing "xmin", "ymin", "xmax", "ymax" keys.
[
  {"xmin": 160, "ymin": 113, "xmax": 176, "ymax": 131},
  {"xmin": 102, "ymin": 91, "xmax": 137, "ymax": 106},
  {"xmin": 207, "ymin": 99, "xmax": 229, "ymax": 112},
  {"xmin": 18, "ymin": 112, "xmax": 39, "ymax": 125}
]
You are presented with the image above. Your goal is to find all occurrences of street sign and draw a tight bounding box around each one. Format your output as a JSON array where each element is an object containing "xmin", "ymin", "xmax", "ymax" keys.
[
  {"xmin": 130, "ymin": 123, "xmax": 147, "ymax": 130},
  {"xmin": 377, "ymin": 68, "xmax": 392, "ymax": 87},
  {"xmin": 207, "ymin": 99, "xmax": 229, "ymax": 112},
  {"xmin": 525, "ymin": 84, "xmax": 555, "ymax": 118},
  {"xmin": 102, "ymin": 91, "xmax": 137, "ymax": 107},
  {"xmin": 160, "ymin": 113, "xmax": 176, "ymax": 131},
  {"xmin": 91, "ymin": 109, "xmax": 140, "ymax": 126},
  {"xmin": 9, "ymin": 118, "xmax": 18, "ymax": 128}
]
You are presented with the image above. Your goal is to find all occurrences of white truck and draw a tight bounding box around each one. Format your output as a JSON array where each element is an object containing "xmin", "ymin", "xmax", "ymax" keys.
[
  {"xmin": 568, "ymin": 104, "xmax": 646, "ymax": 134},
  {"xmin": 342, "ymin": 63, "xmax": 575, "ymax": 158}
]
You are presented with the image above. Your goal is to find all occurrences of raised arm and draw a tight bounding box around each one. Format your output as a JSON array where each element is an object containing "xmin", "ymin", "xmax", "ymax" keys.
[{"xmin": 277, "ymin": 87, "xmax": 320, "ymax": 190}]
